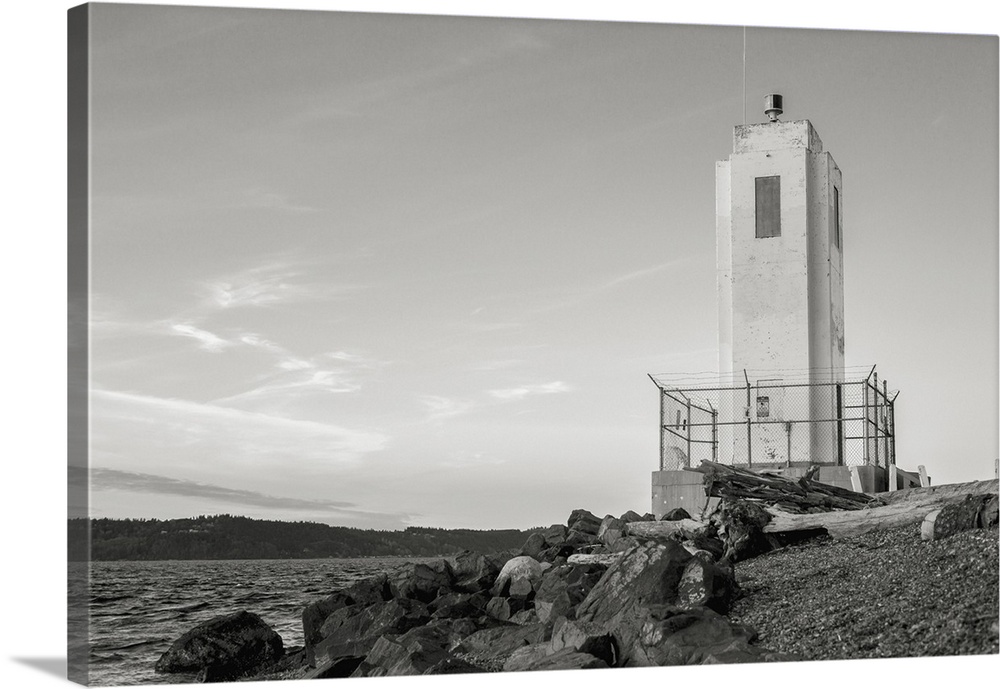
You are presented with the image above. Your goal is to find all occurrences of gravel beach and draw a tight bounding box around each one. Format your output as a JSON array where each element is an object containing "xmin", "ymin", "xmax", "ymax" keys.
[{"xmin": 729, "ymin": 525, "xmax": 999, "ymax": 660}]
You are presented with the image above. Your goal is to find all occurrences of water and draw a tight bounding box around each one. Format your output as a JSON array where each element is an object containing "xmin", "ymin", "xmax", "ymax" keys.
[{"xmin": 86, "ymin": 557, "xmax": 429, "ymax": 686}]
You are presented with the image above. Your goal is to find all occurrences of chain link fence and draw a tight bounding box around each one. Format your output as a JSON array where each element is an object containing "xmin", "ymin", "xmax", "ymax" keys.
[{"xmin": 651, "ymin": 368, "xmax": 896, "ymax": 471}]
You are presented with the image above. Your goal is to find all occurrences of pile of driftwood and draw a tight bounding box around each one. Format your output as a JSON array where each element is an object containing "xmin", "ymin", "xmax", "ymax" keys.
[
  {"xmin": 677, "ymin": 460, "xmax": 999, "ymax": 542},
  {"xmin": 686, "ymin": 460, "xmax": 875, "ymax": 514}
]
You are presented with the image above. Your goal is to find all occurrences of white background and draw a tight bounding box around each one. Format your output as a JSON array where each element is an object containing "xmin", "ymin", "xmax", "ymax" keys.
[{"xmin": 1, "ymin": 1, "xmax": 997, "ymax": 688}]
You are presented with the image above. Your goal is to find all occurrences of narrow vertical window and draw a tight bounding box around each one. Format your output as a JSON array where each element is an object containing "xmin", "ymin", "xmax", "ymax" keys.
[
  {"xmin": 755, "ymin": 176, "xmax": 780, "ymax": 238},
  {"xmin": 833, "ymin": 186, "xmax": 842, "ymax": 249}
]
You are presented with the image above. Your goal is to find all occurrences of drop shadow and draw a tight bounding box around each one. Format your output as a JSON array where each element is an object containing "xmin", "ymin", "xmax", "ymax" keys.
[{"xmin": 11, "ymin": 657, "xmax": 66, "ymax": 679}]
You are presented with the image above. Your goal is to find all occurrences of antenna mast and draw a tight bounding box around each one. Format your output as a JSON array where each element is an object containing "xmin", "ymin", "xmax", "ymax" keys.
[{"xmin": 742, "ymin": 26, "xmax": 747, "ymax": 124}]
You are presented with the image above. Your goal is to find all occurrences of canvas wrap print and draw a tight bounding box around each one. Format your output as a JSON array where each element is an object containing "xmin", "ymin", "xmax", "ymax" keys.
[{"xmin": 67, "ymin": 3, "xmax": 999, "ymax": 686}]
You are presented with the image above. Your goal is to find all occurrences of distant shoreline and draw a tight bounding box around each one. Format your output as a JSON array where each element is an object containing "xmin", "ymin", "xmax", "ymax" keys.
[{"xmin": 69, "ymin": 514, "xmax": 535, "ymax": 561}]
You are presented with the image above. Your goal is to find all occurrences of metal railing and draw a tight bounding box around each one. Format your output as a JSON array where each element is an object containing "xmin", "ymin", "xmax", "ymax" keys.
[{"xmin": 650, "ymin": 366, "xmax": 897, "ymax": 471}]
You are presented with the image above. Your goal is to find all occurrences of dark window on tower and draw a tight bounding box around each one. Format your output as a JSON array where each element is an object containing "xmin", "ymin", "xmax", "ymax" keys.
[
  {"xmin": 755, "ymin": 176, "xmax": 781, "ymax": 238},
  {"xmin": 833, "ymin": 186, "xmax": 842, "ymax": 249}
]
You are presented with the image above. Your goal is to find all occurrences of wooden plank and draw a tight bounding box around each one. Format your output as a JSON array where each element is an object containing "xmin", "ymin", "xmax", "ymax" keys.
[
  {"xmin": 849, "ymin": 466, "xmax": 863, "ymax": 493},
  {"xmin": 888, "ymin": 463, "xmax": 897, "ymax": 492},
  {"xmin": 918, "ymin": 465, "xmax": 929, "ymax": 488},
  {"xmin": 895, "ymin": 467, "xmax": 921, "ymax": 489}
]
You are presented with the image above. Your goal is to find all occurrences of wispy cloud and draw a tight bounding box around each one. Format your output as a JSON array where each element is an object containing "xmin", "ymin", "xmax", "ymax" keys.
[
  {"xmin": 212, "ymin": 336, "xmax": 377, "ymax": 404},
  {"xmin": 92, "ymin": 388, "xmax": 388, "ymax": 467},
  {"xmin": 525, "ymin": 257, "xmax": 696, "ymax": 316},
  {"xmin": 211, "ymin": 369, "xmax": 361, "ymax": 405},
  {"xmin": 171, "ymin": 323, "xmax": 233, "ymax": 353},
  {"xmin": 600, "ymin": 258, "xmax": 690, "ymax": 290},
  {"xmin": 488, "ymin": 381, "xmax": 574, "ymax": 401},
  {"xmin": 201, "ymin": 261, "xmax": 360, "ymax": 310},
  {"xmin": 418, "ymin": 395, "xmax": 475, "ymax": 423},
  {"xmin": 73, "ymin": 466, "xmax": 356, "ymax": 510}
]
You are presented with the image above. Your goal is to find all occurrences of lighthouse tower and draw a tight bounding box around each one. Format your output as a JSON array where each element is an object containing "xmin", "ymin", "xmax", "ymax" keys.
[
  {"xmin": 651, "ymin": 98, "xmax": 898, "ymax": 516},
  {"xmin": 716, "ymin": 95, "xmax": 845, "ymax": 464}
]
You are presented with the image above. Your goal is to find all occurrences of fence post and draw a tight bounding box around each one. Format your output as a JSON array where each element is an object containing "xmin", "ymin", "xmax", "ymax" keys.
[
  {"xmin": 873, "ymin": 371, "xmax": 880, "ymax": 468},
  {"xmin": 711, "ymin": 408, "xmax": 718, "ymax": 462},
  {"xmin": 882, "ymin": 380, "xmax": 890, "ymax": 466},
  {"xmin": 862, "ymin": 380, "xmax": 869, "ymax": 465},
  {"xmin": 744, "ymin": 370, "xmax": 752, "ymax": 468},
  {"xmin": 658, "ymin": 388, "xmax": 665, "ymax": 471},
  {"xmin": 686, "ymin": 397, "xmax": 692, "ymax": 467},
  {"xmin": 835, "ymin": 383, "xmax": 844, "ymax": 466}
]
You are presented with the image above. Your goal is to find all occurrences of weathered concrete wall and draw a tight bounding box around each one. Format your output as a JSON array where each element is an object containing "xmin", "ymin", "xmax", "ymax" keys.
[
  {"xmin": 716, "ymin": 119, "xmax": 846, "ymax": 465},
  {"xmin": 651, "ymin": 470, "xmax": 717, "ymax": 518}
]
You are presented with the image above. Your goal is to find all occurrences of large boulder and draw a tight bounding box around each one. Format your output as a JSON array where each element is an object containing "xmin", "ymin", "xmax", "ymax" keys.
[
  {"xmin": 523, "ymin": 524, "xmax": 576, "ymax": 564},
  {"xmin": 539, "ymin": 523, "xmax": 570, "ymax": 545},
  {"xmin": 485, "ymin": 595, "xmax": 528, "ymax": 622},
  {"xmin": 676, "ymin": 557, "xmax": 737, "ymax": 614},
  {"xmin": 492, "ymin": 556, "xmax": 544, "ymax": 599},
  {"xmin": 388, "ymin": 560, "xmax": 454, "ymax": 603},
  {"xmin": 573, "ymin": 540, "xmax": 767, "ymax": 666},
  {"xmin": 301, "ymin": 574, "xmax": 391, "ymax": 652},
  {"xmin": 628, "ymin": 605, "xmax": 761, "ymax": 666},
  {"xmin": 350, "ymin": 622, "xmax": 484, "ymax": 677},
  {"xmin": 533, "ymin": 563, "xmax": 606, "ymax": 624},
  {"xmin": 311, "ymin": 598, "xmax": 430, "ymax": 668},
  {"xmin": 597, "ymin": 515, "xmax": 627, "ymax": 550},
  {"xmin": 564, "ymin": 529, "xmax": 600, "ymax": 548},
  {"xmin": 301, "ymin": 591, "xmax": 352, "ymax": 652},
  {"xmin": 452, "ymin": 551, "xmax": 504, "ymax": 593},
  {"xmin": 453, "ymin": 622, "xmax": 550, "ymax": 662},
  {"xmin": 154, "ymin": 610, "xmax": 283, "ymax": 681},
  {"xmin": 549, "ymin": 618, "xmax": 617, "ymax": 667},
  {"xmin": 519, "ymin": 532, "xmax": 548, "ymax": 560},
  {"xmin": 567, "ymin": 508, "xmax": 603, "ymax": 535},
  {"xmin": 503, "ymin": 646, "xmax": 610, "ymax": 672},
  {"xmin": 575, "ymin": 541, "xmax": 694, "ymax": 627},
  {"xmin": 429, "ymin": 590, "xmax": 489, "ymax": 619}
]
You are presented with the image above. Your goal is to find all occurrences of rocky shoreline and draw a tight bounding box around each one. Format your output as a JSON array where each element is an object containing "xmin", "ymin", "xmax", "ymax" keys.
[{"xmin": 151, "ymin": 500, "xmax": 999, "ymax": 682}]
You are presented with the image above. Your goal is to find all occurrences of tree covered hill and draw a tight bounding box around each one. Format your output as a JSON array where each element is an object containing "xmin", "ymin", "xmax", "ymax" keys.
[{"xmin": 69, "ymin": 515, "xmax": 537, "ymax": 561}]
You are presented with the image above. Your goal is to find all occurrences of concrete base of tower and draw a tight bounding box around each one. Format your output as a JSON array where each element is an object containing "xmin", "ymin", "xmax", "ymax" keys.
[{"xmin": 651, "ymin": 464, "xmax": 889, "ymax": 518}]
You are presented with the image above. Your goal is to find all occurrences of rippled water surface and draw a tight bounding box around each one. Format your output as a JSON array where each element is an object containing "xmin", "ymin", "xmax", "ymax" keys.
[{"xmin": 86, "ymin": 558, "xmax": 427, "ymax": 686}]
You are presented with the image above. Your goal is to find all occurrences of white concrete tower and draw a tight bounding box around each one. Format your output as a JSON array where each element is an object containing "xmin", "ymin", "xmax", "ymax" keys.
[{"xmin": 716, "ymin": 96, "xmax": 845, "ymax": 463}]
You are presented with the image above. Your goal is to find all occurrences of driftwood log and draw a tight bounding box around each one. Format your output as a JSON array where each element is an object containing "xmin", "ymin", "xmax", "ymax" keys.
[
  {"xmin": 763, "ymin": 479, "xmax": 999, "ymax": 539},
  {"xmin": 624, "ymin": 519, "xmax": 709, "ymax": 541}
]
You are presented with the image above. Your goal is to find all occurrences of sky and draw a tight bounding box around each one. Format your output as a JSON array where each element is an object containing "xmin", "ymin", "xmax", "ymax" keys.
[
  {"xmin": 78, "ymin": 4, "xmax": 997, "ymax": 529},
  {"xmin": 71, "ymin": 2, "xmax": 999, "ymax": 532}
]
